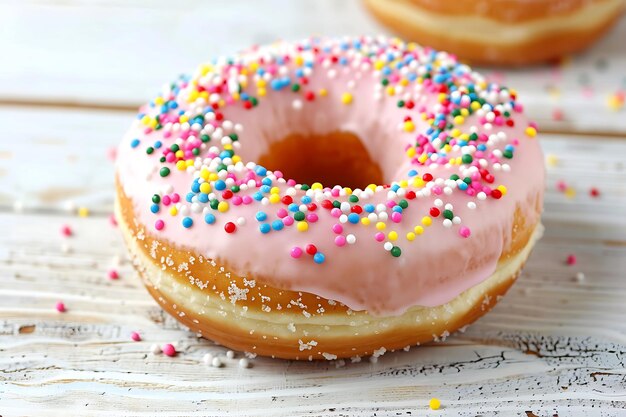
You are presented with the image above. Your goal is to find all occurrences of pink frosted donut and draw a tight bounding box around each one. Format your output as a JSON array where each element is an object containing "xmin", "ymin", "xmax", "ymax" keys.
[{"xmin": 116, "ymin": 36, "xmax": 544, "ymax": 360}]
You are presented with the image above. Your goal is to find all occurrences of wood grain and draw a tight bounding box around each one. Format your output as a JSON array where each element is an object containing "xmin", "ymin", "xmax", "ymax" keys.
[{"xmin": 1, "ymin": 0, "xmax": 625, "ymax": 134}]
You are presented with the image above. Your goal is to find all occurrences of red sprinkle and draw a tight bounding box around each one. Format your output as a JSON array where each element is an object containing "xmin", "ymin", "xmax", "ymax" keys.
[
  {"xmin": 422, "ymin": 173, "xmax": 433, "ymax": 182},
  {"xmin": 429, "ymin": 207, "xmax": 440, "ymax": 217},
  {"xmin": 224, "ymin": 222, "xmax": 236, "ymax": 233},
  {"xmin": 566, "ymin": 254, "xmax": 577, "ymax": 265},
  {"xmin": 491, "ymin": 189, "xmax": 503, "ymax": 199},
  {"xmin": 55, "ymin": 302, "xmax": 66, "ymax": 313},
  {"xmin": 61, "ymin": 225, "xmax": 73, "ymax": 237},
  {"xmin": 590, "ymin": 187, "xmax": 600, "ymax": 198},
  {"xmin": 305, "ymin": 244, "xmax": 317, "ymax": 255},
  {"xmin": 162, "ymin": 343, "xmax": 177, "ymax": 357},
  {"xmin": 108, "ymin": 269, "xmax": 119, "ymax": 280}
]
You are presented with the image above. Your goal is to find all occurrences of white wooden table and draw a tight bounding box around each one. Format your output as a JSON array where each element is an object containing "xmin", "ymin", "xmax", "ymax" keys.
[{"xmin": 1, "ymin": 1, "xmax": 626, "ymax": 415}]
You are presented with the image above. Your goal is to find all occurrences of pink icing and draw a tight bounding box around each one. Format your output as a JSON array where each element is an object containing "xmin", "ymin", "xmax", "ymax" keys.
[{"xmin": 116, "ymin": 36, "xmax": 544, "ymax": 316}]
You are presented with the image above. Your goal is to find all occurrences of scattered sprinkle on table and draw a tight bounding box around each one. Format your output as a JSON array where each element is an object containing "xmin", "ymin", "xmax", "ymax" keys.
[
  {"xmin": 429, "ymin": 397, "xmax": 441, "ymax": 410},
  {"xmin": 130, "ymin": 331, "xmax": 141, "ymax": 342},
  {"xmin": 55, "ymin": 302, "xmax": 66, "ymax": 313},
  {"xmin": 566, "ymin": 254, "xmax": 577, "ymax": 266},
  {"xmin": 161, "ymin": 343, "xmax": 177, "ymax": 357}
]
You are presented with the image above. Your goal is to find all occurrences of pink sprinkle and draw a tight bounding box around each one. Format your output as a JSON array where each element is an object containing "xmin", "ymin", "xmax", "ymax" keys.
[
  {"xmin": 556, "ymin": 181, "xmax": 567, "ymax": 192},
  {"xmin": 459, "ymin": 226, "xmax": 471, "ymax": 238},
  {"xmin": 552, "ymin": 108, "xmax": 564, "ymax": 121},
  {"xmin": 55, "ymin": 302, "xmax": 66, "ymax": 313},
  {"xmin": 332, "ymin": 224, "xmax": 343, "ymax": 234},
  {"xmin": 171, "ymin": 193, "xmax": 180, "ymax": 203},
  {"xmin": 330, "ymin": 208, "xmax": 341, "ymax": 218},
  {"xmin": 334, "ymin": 236, "xmax": 347, "ymax": 247},
  {"xmin": 107, "ymin": 147, "xmax": 117, "ymax": 162},
  {"xmin": 242, "ymin": 196, "xmax": 253, "ymax": 204},
  {"xmin": 130, "ymin": 331, "xmax": 141, "ymax": 342},
  {"xmin": 306, "ymin": 213, "xmax": 318, "ymax": 223},
  {"xmin": 162, "ymin": 195, "xmax": 171, "ymax": 206},
  {"xmin": 290, "ymin": 247, "xmax": 303, "ymax": 258},
  {"xmin": 162, "ymin": 343, "xmax": 177, "ymax": 357},
  {"xmin": 566, "ymin": 254, "xmax": 577, "ymax": 265},
  {"xmin": 374, "ymin": 232, "xmax": 385, "ymax": 242},
  {"xmin": 61, "ymin": 225, "xmax": 73, "ymax": 237},
  {"xmin": 108, "ymin": 269, "xmax": 119, "ymax": 280},
  {"xmin": 277, "ymin": 208, "xmax": 288, "ymax": 218},
  {"xmin": 391, "ymin": 212, "xmax": 402, "ymax": 223},
  {"xmin": 109, "ymin": 214, "xmax": 118, "ymax": 227},
  {"xmin": 155, "ymin": 219, "xmax": 165, "ymax": 231},
  {"xmin": 282, "ymin": 217, "xmax": 294, "ymax": 226}
]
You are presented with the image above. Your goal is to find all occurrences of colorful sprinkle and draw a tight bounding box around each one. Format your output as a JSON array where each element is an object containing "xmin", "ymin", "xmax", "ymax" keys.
[
  {"xmin": 130, "ymin": 331, "xmax": 142, "ymax": 342},
  {"xmin": 55, "ymin": 302, "xmax": 66, "ymax": 313},
  {"xmin": 162, "ymin": 343, "xmax": 177, "ymax": 357}
]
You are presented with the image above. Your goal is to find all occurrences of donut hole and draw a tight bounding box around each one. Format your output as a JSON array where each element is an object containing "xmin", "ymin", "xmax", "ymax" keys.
[{"xmin": 256, "ymin": 131, "xmax": 384, "ymax": 189}]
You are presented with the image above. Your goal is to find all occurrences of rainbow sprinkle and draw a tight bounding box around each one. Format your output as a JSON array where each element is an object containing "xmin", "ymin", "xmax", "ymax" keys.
[{"xmin": 126, "ymin": 36, "xmax": 534, "ymax": 262}]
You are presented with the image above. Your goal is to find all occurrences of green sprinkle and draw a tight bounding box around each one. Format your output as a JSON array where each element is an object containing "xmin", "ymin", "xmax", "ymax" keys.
[
  {"xmin": 391, "ymin": 246, "xmax": 402, "ymax": 257},
  {"xmin": 443, "ymin": 209, "xmax": 453, "ymax": 220},
  {"xmin": 159, "ymin": 167, "xmax": 170, "ymax": 177}
]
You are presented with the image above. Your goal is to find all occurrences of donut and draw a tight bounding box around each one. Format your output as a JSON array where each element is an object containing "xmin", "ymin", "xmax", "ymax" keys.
[
  {"xmin": 115, "ymin": 36, "xmax": 545, "ymax": 360},
  {"xmin": 363, "ymin": 0, "xmax": 625, "ymax": 65}
]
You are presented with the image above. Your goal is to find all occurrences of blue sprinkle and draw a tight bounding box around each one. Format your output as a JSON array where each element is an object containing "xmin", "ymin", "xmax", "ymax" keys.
[
  {"xmin": 214, "ymin": 180, "xmax": 226, "ymax": 191},
  {"xmin": 154, "ymin": 141, "xmax": 162, "ymax": 149},
  {"xmin": 392, "ymin": 206, "xmax": 403, "ymax": 213},
  {"xmin": 198, "ymin": 193, "xmax": 209, "ymax": 203},
  {"xmin": 347, "ymin": 213, "xmax": 360, "ymax": 224},
  {"xmin": 255, "ymin": 165, "xmax": 267, "ymax": 176},
  {"xmin": 477, "ymin": 144, "xmax": 487, "ymax": 151},
  {"xmin": 458, "ymin": 182, "xmax": 468, "ymax": 191},
  {"xmin": 364, "ymin": 204, "xmax": 375, "ymax": 213},
  {"xmin": 186, "ymin": 193, "xmax": 194, "ymax": 203},
  {"xmin": 408, "ymin": 169, "xmax": 418, "ymax": 177},
  {"xmin": 182, "ymin": 217, "xmax": 193, "ymax": 228},
  {"xmin": 191, "ymin": 182, "xmax": 200, "ymax": 193},
  {"xmin": 271, "ymin": 220, "xmax": 284, "ymax": 231},
  {"xmin": 301, "ymin": 196, "xmax": 312, "ymax": 204},
  {"xmin": 288, "ymin": 203, "xmax": 299, "ymax": 212},
  {"xmin": 150, "ymin": 204, "xmax": 160, "ymax": 213},
  {"xmin": 204, "ymin": 214, "xmax": 216, "ymax": 224},
  {"xmin": 313, "ymin": 252, "xmax": 325, "ymax": 264},
  {"xmin": 253, "ymin": 192, "xmax": 263, "ymax": 201},
  {"xmin": 255, "ymin": 211, "xmax": 267, "ymax": 222},
  {"xmin": 130, "ymin": 139, "xmax": 140, "ymax": 148},
  {"xmin": 259, "ymin": 223, "xmax": 271, "ymax": 234},
  {"xmin": 262, "ymin": 177, "xmax": 273, "ymax": 186},
  {"xmin": 260, "ymin": 185, "xmax": 271, "ymax": 194},
  {"xmin": 391, "ymin": 184, "xmax": 400, "ymax": 192}
]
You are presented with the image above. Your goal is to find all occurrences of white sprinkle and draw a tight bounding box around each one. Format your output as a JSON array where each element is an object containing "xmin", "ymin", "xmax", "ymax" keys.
[
  {"xmin": 444, "ymin": 203, "xmax": 453, "ymax": 210},
  {"xmin": 467, "ymin": 202, "xmax": 477, "ymax": 209},
  {"xmin": 13, "ymin": 200, "xmax": 24, "ymax": 213},
  {"xmin": 452, "ymin": 216, "xmax": 461, "ymax": 225},
  {"xmin": 60, "ymin": 244, "xmax": 71, "ymax": 254},
  {"xmin": 236, "ymin": 217, "xmax": 246, "ymax": 226},
  {"xmin": 477, "ymin": 192, "xmax": 487, "ymax": 200},
  {"xmin": 150, "ymin": 344, "xmax": 161, "ymax": 354},
  {"xmin": 434, "ymin": 199, "xmax": 443, "ymax": 207},
  {"xmin": 575, "ymin": 272, "xmax": 585, "ymax": 282},
  {"xmin": 211, "ymin": 357, "xmax": 223, "ymax": 368},
  {"xmin": 443, "ymin": 219, "xmax": 453, "ymax": 228},
  {"xmin": 292, "ymin": 99, "xmax": 303, "ymax": 110},
  {"xmin": 346, "ymin": 234, "xmax": 356, "ymax": 244},
  {"xmin": 383, "ymin": 242, "xmax": 393, "ymax": 251},
  {"xmin": 202, "ymin": 353, "xmax": 214, "ymax": 364},
  {"xmin": 226, "ymin": 350, "xmax": 235, "ymax": 359},
  {"xmin": 238, "ymin": 358, "xmax": 250, "ymax": 368}
]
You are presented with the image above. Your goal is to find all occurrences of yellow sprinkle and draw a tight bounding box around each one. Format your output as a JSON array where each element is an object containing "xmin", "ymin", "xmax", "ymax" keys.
[
  {"xmin": 429, "ymin": 398, "xmax": 441, "ymax": 410},
  {"xmin": 217, "ymin": 201, "xmax": 229, "ymax": 212},
  {"xmin": 199, "ymin": 92, "xmax": 208, "ymax": 100},
  {"xmin": 141, "ymin": 115, "xmax": 151, "ymax": 125},
  {"xmin": 200, "ymin": 64, "xmax": 211, "ymax": 75},
  {"xmin": 256, "ymin": 79, "xmax": 266, "ymax": 88},
  {"xmin": 607, "ymin": 94, "xmax": 624, "ymax": 111},
  {"xmin": 311, "ymin": 182, "xmax": 323, "ymax": 190},
  {"xmin": 421, "ymin": 216, "xmax": 432, "ymax": 227},
  {"xmin": 231, "ymin": 92, "xmax": 240, "ymax": 101},
  {"xmin": 200, "ymin": 168, "xmax": 210, "ymax": 180},
  {"xmin": 232, "ymin": 155, "xmax": 241, "ymax": 164},
  {"xmin": 565, "ymin": 187, "xmax": 576, "ymax": 199},
  {"xmin": 460, "ymin": 108, "xmax": 469, "ymax": 117},
  {"xmin": 385, "ymin": 86, "xmax": 395, "ymax": 96},
  {"xmin": 525, "ymin": 126, "xmax": 537, "ymax": 137},
  {"xmin": 208, "ymin": 173, "xmax": 218, "ymax": 181},
  {"xmin": 270, "ymin": 187, "xmax": 280, "ymax": 194},
  {"xmin": 412, "ymin": 178, "xmax": 425, "ymax": 188},
  {"xmin": 169, "ymin": 207, "xmax": 178, "ymax": 216},
  {"xmin": 546, "ymin": 154, "xmax": 559, "ymax": 167},
  {"xmin": 296, "ymin": 221, "xmax": 308, "ymax": 232},
  {"xmin": 294, "ymin": 55, "xmax": 304, "ymax": 66},
  {"xmin": 223, "ymin": 144, "xmax": 233, "ymax": 151},
  {"xmin": 185, "ymin": 159, "xmax": 194, "ymax": 167},
  {"xmin": 374, "ymin": 60, "xmax": 385, "ymax": 70},
  {"xmin": 187, "ymin": 91, "xmax": 198, "ymax": 103},
  {"xmin": 376, "ymin": 222, "xmax": 386, "ymax": 231},
  {"xmin": 437, "ymin": 93, "xmax": 447, "ymax": 103},
  {"xmin": 176, "ymin": 160, "xmax": 186, "ymax": 171},
  {"xmin": 497, "ymin": 185, "xmax": 508, "ymax": 195},
  {"xmin": 78, "ymin": 207, "xmax": 89, "ymax": 217},
  {"xmin": 450, "ymin": 128, "xmax": 460, "ymax": 138},
  {"xmin": 367, "ymin": 184, "xmax": 377, "ymax": 191},
  {"xmin": 269, "ymin": 194, "xmax": 280, "ymax": 204},
  {"xmin": 175, "ymin": 150, "xmax": 184, "ymax": 158},
  {"xmin": 154, "ymin": 97, "xmax": 164, "ymax": 105},
  {"xmin": 319, "ymin": 88, "xmax": 328, "ymax": 97},
  {"xmin": 199, "ymin": 183, "xmax": 211, "ymax": 194},
  {"xmin": 418, "ymin": 154, "xmax": 429, "ymax": 164},
  {"xmin": 453, "ymin": 115, "xmax": 465, "ymax": 125},
  {"xmin": 179, "ymin": 115, "xmax": 189, "ymax": 124},
  {"xmin": 470, "ymin": 101, "xmax": 481, "ymax": 111},
  {"xmin": 218, "ymin": 99, "xmax": 225, "ymax": 107},
  {"xmin": 388, "ymin": 231, "xmax": 398, "ymax": 241},
  {"xmin": 414, "ymin": 225, "xmax": 424, "ymax": 235},
  {"xmin": 341, "ymin": 92, "xmax": 353, "ymax": 104},
  {"xmin": 403, "ymin": 121, "xmax": 415, "ymax": 132},
  {"xmin": 257, "ymin": 88, "xmax": 266, "ymax": 97},
  {"xmin": 400, "ymin": 78, "xmax": 409, "ymax": 86},
  {"xmin": 406, "ymin": 232, "xmax": 415, "ymax": 241},
  {"xmin": 361, "ymin": 217, "xmax": 370, "ymax": 226}
]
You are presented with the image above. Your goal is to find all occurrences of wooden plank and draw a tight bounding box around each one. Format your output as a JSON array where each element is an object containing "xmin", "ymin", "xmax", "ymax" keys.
[
  {"xmin": 1, "ymin": 0, "xmax": 625, "ymax": 133},
  {"xmin": 1, "ymin": 210, "xmax": 625, "ymax": 415}
]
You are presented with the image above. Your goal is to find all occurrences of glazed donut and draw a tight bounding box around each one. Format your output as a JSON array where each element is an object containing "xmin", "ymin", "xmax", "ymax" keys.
[
  {"xmin": 116, "ymin": 36, "xmax": 545, "ymax": 360},
  {"xmin": 364, "ymin": 0, "xmax": 625, "ymax": 65}
]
